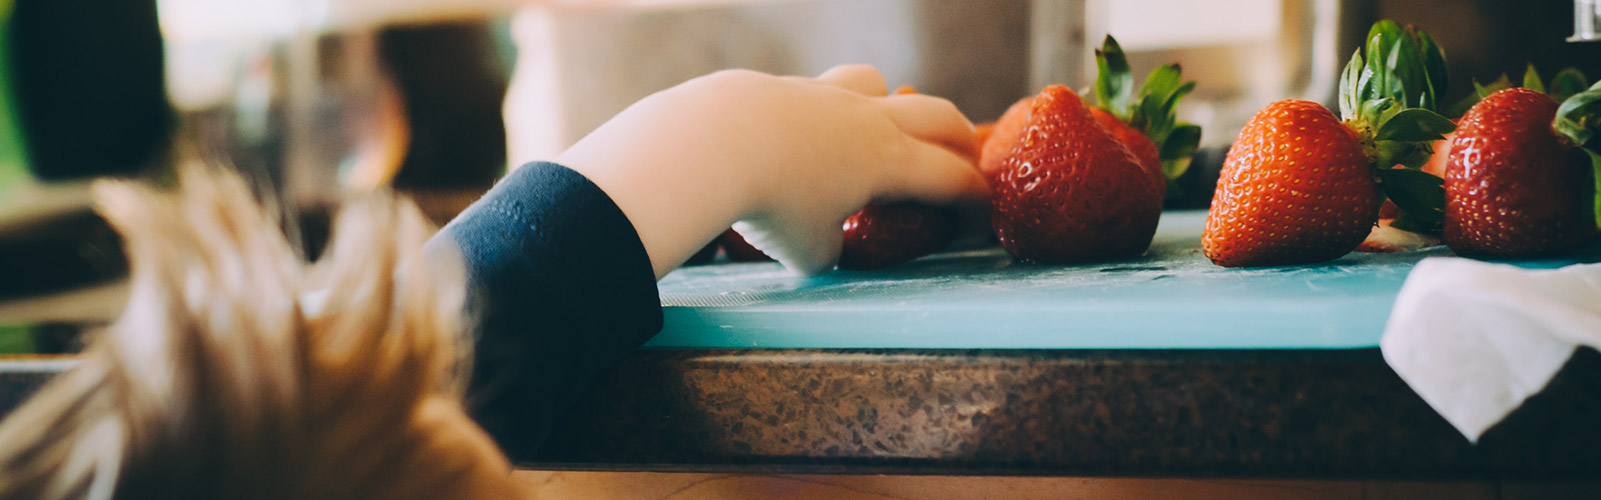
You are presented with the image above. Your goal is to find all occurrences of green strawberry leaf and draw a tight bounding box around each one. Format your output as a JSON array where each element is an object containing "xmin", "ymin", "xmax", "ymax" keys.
[
  {"xmin": 1160, "ymin": 123, "xmax": 1202, "ymax": 164},
  {"xmin": 1416, "ymin": 30, "xmax": 1448, "ymax": 110},
  {"xmin": 1094, "ymin": 35, "xmax": 1133, "ymax": 120},
  {"xmin": 1164, "ymin": 157, "xmax": 1193, "ymax": 188},
  {"xmin": 1159, "ymin": 81, "xmax": 1196, "ymax": 120},
  {"xmin": 1590, "ymin": 149, "xmax": 1601, "ymax": 230},
  {"xmin": 1366, "ymin": 19, "xmax": 1405, "ymax": 51},
  {"xmin": 1339, "ymin": 49, "xmax": 1364, "ymax": 118},
  {"xmin": 1376, "ymin": 40, "xmax": 1408, "ymax": 103},
  {"xmin": 1475, "ymin": 74, "xmax": 1513, "ymax": 99},
  {"xmin": 1357, "ymin": 66, "xmax": 1376, "ymax": 106},
  {"xmin": 1390, "ymin": 37, "xmax": 1427, "ymax": 108},
  {"xmin": 1135, "ymin": 66, "xmax": 1185, "ymax": 133},
  {"xmin": 1356, "ymin": 97, "xmax": 1398, "ymax": 131},
  {"xmin": 1363, "ymin": 30, "xmax": 1389, "ymax": 103},
  {"xmin": 1369, "ymin": 140, "xmax": 1418, "ymax": 168},
  {"xmin": 1549, "ymin": 68, "xmax": 1590, "ymax": 101},
  {"xmin": 1389, "ymin": 211, "xmax": 1440, "ymax": 234},
  {"xmin": 1555, "ymin": 87, "xmax": 1601, "ymax": 150},
  {"xmin": 1140, "ymin": 64, "xmax": 1183, "ymax": 106},
  {"xmin": 1374, "ymin": 108, "xmax": 1456, "ymax": 142},
  {"xmin": 1523, "ymin": 63, "xmax": 1546, "ymax": 93},
  {"xmin": 1380, "ymin": 142, "xmax": 1433, "ymax": 168},
  {"xmin": 1375, "ymin": 167, "xmax": 1445, "ymax": 233},
  {"xmin": 1396, "ymin": 144, "xmax": 1433, "ymax": 168},
  {"xmin": 1348, "ymin": 20, "xmax": 1446, "ymax": 113},
  {"xmin": 1364, "ymin": 21, "xmax": 1405, "ymax": 100},
  {"xmin": 1446, "ymin": 74, "xmax": 1515, "ymax": 118}
]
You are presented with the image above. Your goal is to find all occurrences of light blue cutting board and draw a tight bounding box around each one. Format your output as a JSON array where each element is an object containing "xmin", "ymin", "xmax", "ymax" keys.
[{"xmin": 650, "ymin": 210, "xmax": 1594, "ymax": 350}]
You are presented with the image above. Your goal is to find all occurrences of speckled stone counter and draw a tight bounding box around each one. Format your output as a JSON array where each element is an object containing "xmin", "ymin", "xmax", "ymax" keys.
[
  {"xmin": 532, "ymin": 347, "xmax": 1601, "ymax": 478},
  {"xmin": 3, "ymin": 348, "xmax": 1599, "ymax": 478}
]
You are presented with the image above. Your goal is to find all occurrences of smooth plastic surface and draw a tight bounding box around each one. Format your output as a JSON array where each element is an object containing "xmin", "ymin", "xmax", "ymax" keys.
[{"xmin": 650, "ymin": 211, "xmax": 1594, "ymax": 349}]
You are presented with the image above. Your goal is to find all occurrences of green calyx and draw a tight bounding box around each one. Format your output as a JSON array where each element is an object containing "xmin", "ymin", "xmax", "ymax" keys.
[
  {"xmin": 1446, "ymin": 65, "xmax": 1591, "ymax": 118},
  {"xmin": 1339, "ymin": 20, "xmax": 1448, "ymax": 115},
  {"xmin": 1339, "ymin": 21, "xmax": 1456, "ymax": 151},
  {"xmin": 1339, "ymin": 20, "xmax": 1455, "ymax": 234},
  {"xmin": 1553, "ymin": 80, "xmax": 1601, "ymax": 228},
  {"xmin": 1092, "ymin": 34, "xmax": 1202, "ymax": 201},
  {"xmin": 1554, "ymin": 80, "xmax": 1601, "ymax": 150}
]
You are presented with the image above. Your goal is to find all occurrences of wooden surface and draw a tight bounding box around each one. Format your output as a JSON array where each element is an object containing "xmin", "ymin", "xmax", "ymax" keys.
[{"xmin": 511, "ymin": 471, "xmax": 1599, "ymax": 500}]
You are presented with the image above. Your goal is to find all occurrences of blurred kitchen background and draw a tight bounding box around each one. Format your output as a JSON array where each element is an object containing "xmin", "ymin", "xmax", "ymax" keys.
[{"xmin": 2, "ymin": 0, "xmax": 1600, "ymax": 349}]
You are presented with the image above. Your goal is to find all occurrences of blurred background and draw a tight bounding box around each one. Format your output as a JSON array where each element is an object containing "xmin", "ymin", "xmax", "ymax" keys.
[{"xmin": 1, "ymin": 0, "xmax": 1599, "ymax": 351}]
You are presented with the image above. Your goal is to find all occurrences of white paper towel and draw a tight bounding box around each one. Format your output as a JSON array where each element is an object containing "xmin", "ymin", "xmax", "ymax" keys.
[{"xmin": 1381, "ymin": 257, "xmax": 1601, "ymax": 442}]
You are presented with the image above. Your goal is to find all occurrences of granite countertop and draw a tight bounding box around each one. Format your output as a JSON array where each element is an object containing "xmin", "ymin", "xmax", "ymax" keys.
[
  {"xmin": 531, "ymin": 347, "xmax": 1601, "ymax": 478},
  {"xmin": 4, "ymin": 348, "xmax": 1598, "ymax": 478},
  {"xmin": 4, "ymin": 211, "xmax": 1600, "ymax": 478}
]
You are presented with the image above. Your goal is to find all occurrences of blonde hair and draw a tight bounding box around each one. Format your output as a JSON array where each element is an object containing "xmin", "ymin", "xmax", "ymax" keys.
[{"xmin": 0, "ymin": 169, "xmax": 526, "ymax": 500}]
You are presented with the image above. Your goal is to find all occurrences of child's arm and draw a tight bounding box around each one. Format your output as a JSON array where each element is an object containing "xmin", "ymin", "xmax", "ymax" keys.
[{"xmin": 427, "ymin": 65, "xmax": 985, "ymax": 460}]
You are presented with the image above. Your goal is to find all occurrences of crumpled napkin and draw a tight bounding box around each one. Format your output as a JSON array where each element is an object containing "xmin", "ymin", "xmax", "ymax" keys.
[{"xmin": 1381, "ymin": 257, "xmax": 1601, "ymax": 442}]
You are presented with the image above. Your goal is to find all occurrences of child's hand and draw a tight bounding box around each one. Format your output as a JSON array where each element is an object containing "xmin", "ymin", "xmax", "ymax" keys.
[{"xmin": 555, "ymin": 65, "xmax": 989, "ymax": 277}]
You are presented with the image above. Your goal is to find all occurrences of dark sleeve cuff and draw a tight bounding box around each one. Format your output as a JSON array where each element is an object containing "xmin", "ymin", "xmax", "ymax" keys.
[{"xmin": 424, "ymin": 161, "xmax": 663, "ymax": 461}]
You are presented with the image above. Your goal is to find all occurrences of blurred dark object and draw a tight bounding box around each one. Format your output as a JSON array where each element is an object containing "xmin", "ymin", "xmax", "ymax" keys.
[
  {"xmin": 1164, "ymin": 145, "xmax": 1228, "ymax": 210},
  {"xmin": 380, "ymin": 22, "xmax": 508, "ymax": 191},
  {"xmin": 0, "ymin": 206, "xmax": 125, "ymax": 300},
  {"xmin": 298, "ymin": 203, "xmax": 332, "ymax": 262},
  {"xmin": 9, "ymin": 0, "xmax": 170, "ymax": 180},
  {"xmin": 684, "ymin": 240, "xmax": 718, "ymax": 266},
  {"xmin": 0, "ymin": 190, "xmax": 337, "ymax": 301},
  {"xmin": 30, "ymin": 323, "xmax": 86, "ymax": 354}
]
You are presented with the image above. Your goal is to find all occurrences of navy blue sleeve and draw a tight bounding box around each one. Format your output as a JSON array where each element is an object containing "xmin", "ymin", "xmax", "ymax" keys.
[{"xmin": 423, "ymin": 161, "xmax": 663, "ymax": 462}]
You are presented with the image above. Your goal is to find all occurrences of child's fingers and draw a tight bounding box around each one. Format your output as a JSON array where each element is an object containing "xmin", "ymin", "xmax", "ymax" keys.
[
  {"xmin": 880, "ymin": 138, "xmax": 991, "ymax": 204},
  {"xmin": 812, "ymin": 64, "xmax": 888, "ymax": 97},
  {"xmin": 878, "ymin": 94, "xmax": 979, "ymax": 160}
]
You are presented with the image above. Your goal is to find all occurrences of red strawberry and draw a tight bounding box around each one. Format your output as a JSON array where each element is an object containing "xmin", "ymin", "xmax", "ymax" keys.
[
  {"xmin": 979, "ymin": 97, "xmax": 1032, "ymax": 179},
  {"xmin": 719, "ymin": 229, "xmax": 772, "ymax": 262},
  {"xmin": 1206, "ymin": 21, "xmax": 1458, "ymax": 267},
  {"xmin": 1421, "ymin": 134, "xmax": 1452, "ymax": 178},
  {"xmin": 990, "ymin": 85, "xmax": 1162, "ymax": 263},
  {"xmin": 1444, "ymin": 87, "xmax": 1595, "ymax": 257},
  {"xmin": 1203, "ymin": 100, "xmax": 1381, "ymax": 266},
  {"xmin": 1090, "ymin": 106, "xmax": 1166, "ymax": 201},
  {"xmin": 839, "ymin": 202, "xmax": 958, "ymax": 270}
]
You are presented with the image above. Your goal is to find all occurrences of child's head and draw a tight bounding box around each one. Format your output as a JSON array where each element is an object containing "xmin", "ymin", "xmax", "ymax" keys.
[{"xmin": 0, "ymin": 168, "xmax": 523, "ymax": 500}]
